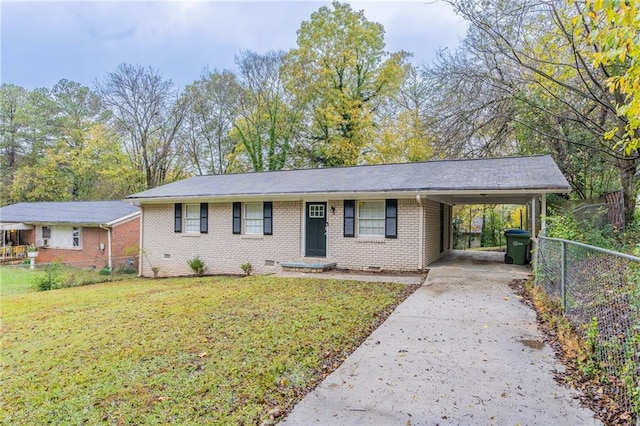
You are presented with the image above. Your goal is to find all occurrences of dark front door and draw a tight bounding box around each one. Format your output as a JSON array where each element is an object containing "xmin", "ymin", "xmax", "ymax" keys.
[{"xmin": 305, "ymin": 202, "xmax": 327, "ymax": 257}]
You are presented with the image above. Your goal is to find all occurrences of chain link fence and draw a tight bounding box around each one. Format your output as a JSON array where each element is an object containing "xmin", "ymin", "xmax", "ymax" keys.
[{"xmin": 536, "ymin": 235, "xmax": 640, "ymax": 417}]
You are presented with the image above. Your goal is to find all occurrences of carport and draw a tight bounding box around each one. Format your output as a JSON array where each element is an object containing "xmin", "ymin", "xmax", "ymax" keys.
[
  {"xmin": 418, "ymin": 155, "xmax": 571, "ymax": 265},
  {"xmin": 426, "ymin": 189, "xmax": 549, "ymax": 238}
]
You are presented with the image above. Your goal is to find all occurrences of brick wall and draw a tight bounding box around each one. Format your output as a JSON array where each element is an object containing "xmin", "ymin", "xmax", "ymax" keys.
[
  {"xmin": 111, "ymin": 216, "xmax": 140, "ymax": 268},
  {"xmin": 140, "ymin": 202, "xmax": 302, "ymax": 277},
  {"xmin": 24, "ymin": 217, "xmax": 140, "ymax": 269},
  {"xmin": 36, "ymin": 227, "xmax": 109, "ymax": 267},
  {"xmin": 423, "ymin": 199, "xmax": 448, "ymax": 266},
  {"xmin": 140, "ymin": 198, "xmax": 450, "ymax": 277},
  {"xmin": 327, "ymin": 199, "xmax": 421, "ymax": 271}
]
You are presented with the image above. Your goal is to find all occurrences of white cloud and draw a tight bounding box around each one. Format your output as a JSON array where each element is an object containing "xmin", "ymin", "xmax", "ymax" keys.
[{"xmin": 2, "ymin": 0, "xmax": 468, "ymax": 89}]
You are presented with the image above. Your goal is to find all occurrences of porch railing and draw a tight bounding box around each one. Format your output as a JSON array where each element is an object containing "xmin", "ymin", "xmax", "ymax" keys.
[{"xmin": 0, "ymin": 245, "xmax": 28, "ymax": 260}]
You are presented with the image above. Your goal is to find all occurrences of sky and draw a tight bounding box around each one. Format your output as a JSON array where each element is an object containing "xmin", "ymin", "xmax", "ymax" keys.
[{"xmin": 1, "ymin": 1, "xmax": 469, "ymax": 91}]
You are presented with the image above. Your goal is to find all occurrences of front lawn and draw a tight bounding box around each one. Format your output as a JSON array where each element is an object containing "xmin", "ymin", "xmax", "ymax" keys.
[
  {"xmin": 1, "ymin": 275, "xmax": 416, "ymax": 424},
  {"xmin": 0, "ymin": 263, "xmax": 138, "ymax": 296},
  {"xmin": 0, "ymin": 266, "xmax": 37, "ymax": 296}
]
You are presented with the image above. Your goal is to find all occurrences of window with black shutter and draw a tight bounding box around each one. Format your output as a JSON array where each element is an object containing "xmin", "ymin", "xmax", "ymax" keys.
[
  {"xmin": 232, "ymin": 202, "xmax": 241, "ymax": 234},
  {"xmin": 174, "ymin": 203, "xmax": 182, "ymax": 233},
  {"xmin": 344, "ymin": 200, "xmax": 355, "ymax": 237},
  {"xmin": 385, "ymin": 199, "xmax": 397, "ymax": 239},
  {"xmin": 263, "ymin": 202, "xmax": 273, "ymax": 235},
  {"xmin": 200, "ymin": 203, "xmax": 208, "ymax": 234}
]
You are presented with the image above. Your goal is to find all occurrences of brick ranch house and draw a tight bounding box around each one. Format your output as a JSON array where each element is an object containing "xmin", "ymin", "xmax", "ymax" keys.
[
  {"xmin": 0, "ymin": 201, "xmax": 140, "ymax": 269},
  {"xmin": 126, "ymin": 155, "xmax": 570, "ymax": 278}
]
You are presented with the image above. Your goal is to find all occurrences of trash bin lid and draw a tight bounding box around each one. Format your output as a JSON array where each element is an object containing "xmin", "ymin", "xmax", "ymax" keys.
[{"xmin": 504, "ymin": 229, "xmax": 530, "ymax": 236}]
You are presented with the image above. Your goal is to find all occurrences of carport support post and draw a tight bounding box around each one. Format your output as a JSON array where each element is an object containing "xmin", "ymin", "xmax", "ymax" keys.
[
  {"xmin": 560, "ymin": 240, "xmax": 566, "ymax": 311},
  {"xmin": 541, "ymin": 194, "xmax": 546, "ymax": 230},
  {"xmin": 530, "ymin": 197, "xmax": 536, "ymax": 236}
]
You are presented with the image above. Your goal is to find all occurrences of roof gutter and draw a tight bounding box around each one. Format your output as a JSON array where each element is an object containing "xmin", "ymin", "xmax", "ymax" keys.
[
  {"xmin": 126, "ymin": 187, "xmax": 571, "ymax": 205},
  {"xmin": 99, "ymin": 224, "xmax": 112, "ymax": 271},
  {"xmin": 106, "ymin": 211, "xmax": 140, "ymax": 227}
]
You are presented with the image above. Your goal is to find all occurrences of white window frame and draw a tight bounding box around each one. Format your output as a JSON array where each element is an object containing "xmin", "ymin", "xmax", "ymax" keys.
[
  {"xmin": 185, "ymin": 204, "xmax": 200, "ymax": 233},
  {"xmin": 244, "ymin": 203, "xmax": 263, "ymax": 235},
  {"xmin": 357, "ymin": 200, "xmax": 385, "ymax": 237},
  {"xmin": 42, "ymin": 226, "xmax": 51, "ymax": 239},
  {"xmin": 308, "ymin": 204, "xmax": 325, "ymax": 218}
]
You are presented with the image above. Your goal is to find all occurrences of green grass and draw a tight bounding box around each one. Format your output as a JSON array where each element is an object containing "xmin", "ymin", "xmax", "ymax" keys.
[
  {"xmin": 0, "ymin": 264, "xmax": 138, "ymax": 296},
  {"xmin": 1, "ymin": 275, "xmax": 415, "ymax": 425},
  {"xmin": 0, "ymin": 265, "xmax": 42, "ymax": 295}
]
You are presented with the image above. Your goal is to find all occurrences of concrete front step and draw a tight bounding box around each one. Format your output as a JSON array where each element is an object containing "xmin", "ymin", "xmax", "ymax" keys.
[{"xmin": 280, "ymin": 261, "xmax": 337, "ymax": 273}]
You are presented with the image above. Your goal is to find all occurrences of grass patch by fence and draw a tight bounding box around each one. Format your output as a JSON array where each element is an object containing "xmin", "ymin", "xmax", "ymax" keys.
[
  {"xmin": 0, "ymin": 266, "xmax": 41, "ymax": 296},
  {"xmin": 0, "ymin": 262, "xmax": 138, "ymax": 296},
  {"xmin": 1, "ymin": 275, "xmax": 416, "ymax": 424}
]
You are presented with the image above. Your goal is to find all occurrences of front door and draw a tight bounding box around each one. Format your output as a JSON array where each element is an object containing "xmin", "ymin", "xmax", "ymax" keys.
[{"xmin": 305, "ymin": 202, "xmax": 327, "ymax": 257}]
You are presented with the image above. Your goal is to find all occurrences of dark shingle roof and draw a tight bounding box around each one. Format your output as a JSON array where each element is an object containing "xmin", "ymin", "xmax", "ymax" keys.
[
  {"xmin": 127, "ymin": 155, "xmax": 569, "ymax": 201},
  {"xmin": 0, "ymin": 201, "xmax": 139, "ymax": 225}
]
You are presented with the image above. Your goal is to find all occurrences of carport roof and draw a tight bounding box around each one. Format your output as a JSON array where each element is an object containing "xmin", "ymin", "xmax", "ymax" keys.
[{"xmin": 127, "ymin": 155, "xmax": 570, "ymax": 205}]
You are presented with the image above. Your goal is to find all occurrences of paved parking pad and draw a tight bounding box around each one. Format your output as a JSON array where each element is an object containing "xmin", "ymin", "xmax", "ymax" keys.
[{"xmin": 282, "ymin": 251, "xmax": 600, "ymax": 425}]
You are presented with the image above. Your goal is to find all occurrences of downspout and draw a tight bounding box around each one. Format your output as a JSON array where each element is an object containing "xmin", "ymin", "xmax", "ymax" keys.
[
  {"xmin": 531, "ymin": 197, "xmax": 537, "ymax": 237},
  {"xmin": 138, "ymin": 205, "xmax": 144, "ymax": 277},
  {"xmin": 416, "ymin": 194, "xmax": 424, "ymax": 271},
  {"xmin": 540, "ymin": 193, "xmax": 547, "ymax": 231},
  {"xmin": 99, "ymin": 224, "xmax": 112, "ymax": 270}
]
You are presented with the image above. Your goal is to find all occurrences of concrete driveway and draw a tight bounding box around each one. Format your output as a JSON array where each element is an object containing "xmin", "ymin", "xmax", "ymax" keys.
[{"xmin": 282, "ymin": 251, "xmax": 599, "ymax": 425}]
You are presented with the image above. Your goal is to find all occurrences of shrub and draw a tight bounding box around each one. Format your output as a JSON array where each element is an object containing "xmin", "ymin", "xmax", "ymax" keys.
[
  {"xmin": 99, "ymin": 266, "xmax": 111, "ymax": 276},
  {"xmin": 117, "ymin": 266, "xmax": 137, "ymax": 275},
  {"xmin": 34, "ymin": 261, "xmax": 62, "ymax": 291},
  {"xmin": 241, "ymin": 262, "xmax": 252, "ymax": 276},
  {"xmin": 187, "ymin": 257, "xmax": 206, "ymax": 277}
]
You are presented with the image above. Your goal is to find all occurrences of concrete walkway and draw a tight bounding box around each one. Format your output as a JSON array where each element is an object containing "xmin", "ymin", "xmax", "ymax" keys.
[{"xmin": 282, "ymin": 251, "xmax": 600, "ymax": 425}]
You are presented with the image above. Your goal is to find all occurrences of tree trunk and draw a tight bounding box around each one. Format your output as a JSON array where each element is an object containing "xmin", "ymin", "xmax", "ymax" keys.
[{"xmin": 617, "ymin": 157, "xmax": 638, "ymax": 226}]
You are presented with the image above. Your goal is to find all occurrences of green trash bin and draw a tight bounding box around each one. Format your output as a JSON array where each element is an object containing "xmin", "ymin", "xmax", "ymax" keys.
[{"xmin": 504, "ymin": 229, "xmax": 531, "ymax": 265}]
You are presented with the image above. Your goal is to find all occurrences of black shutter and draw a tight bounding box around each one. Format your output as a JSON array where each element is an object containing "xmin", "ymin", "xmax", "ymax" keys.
[
  {"xmin": 263, "ymin": 202, "xmax": 273, "ymax": 235},
  {"xmin": 200, "ymin": 203, "xmax": 208, "ymax": 234},
  {"xmin": 174, "ymin": 203, "xmax": 182, "ymax": 233},
  {"xmin": 344, "ymin": 200, "xmax": 355, "ymax": 237},
  {"xmin": 232, "ymin": 202, "xmax": 241, "ymax": 234},
  {"xmin": 385, "ymin": 199, "xmax": 397, "ymax": 239}
]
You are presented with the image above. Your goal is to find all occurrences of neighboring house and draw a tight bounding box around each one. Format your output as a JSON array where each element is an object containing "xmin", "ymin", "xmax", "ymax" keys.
[
  {"xmin": 456, "ymin": 216, "xmax": 484, "ymax": 249},
  {"xmin": 0, "ymin": 201, "xmax": 140, "ymax": 269},
  {"xmin": 127, "ymin": 155, "xmax": 570, "ymax": 277}
]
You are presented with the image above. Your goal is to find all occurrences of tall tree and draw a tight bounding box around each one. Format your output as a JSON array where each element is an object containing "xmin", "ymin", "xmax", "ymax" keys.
[
  {"xmin": 367, "ymin": 65, "xmax": 434, "ymax": 164},
  {"xmin": 10, "ymin": 123, "xmax": 140, "ymax": 202},
  {"xmin": 180, "ymin": 69, "xmax": 241, "ymax": 175},
  {"xmin": 427, "ymin": 0, "xmax": 639, "ymax": 224},
  {"xmin": 96, "ymin": 64, "xmax": 186, "ymax": 189},
  {"xmin": 284, "ymin": 1, "xmax": 408, "ymax": 166},
  {"xmin": 230, "ymin": 50, "xmax": 300, "ymax": 172},
  {"xmin": 0, "ymin": 84, "xmax": 28, "ymax": 205},
  {"xmin": 1, "ymin": 85, "xmax": 60, "ymax": 204},
  {"xmin": 50, "ymin": 79, "xmax": 104, "ymax": 198},
  {"xmin": 576, "ymin": 0, "xmax": 640, "ymax": 154}
]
